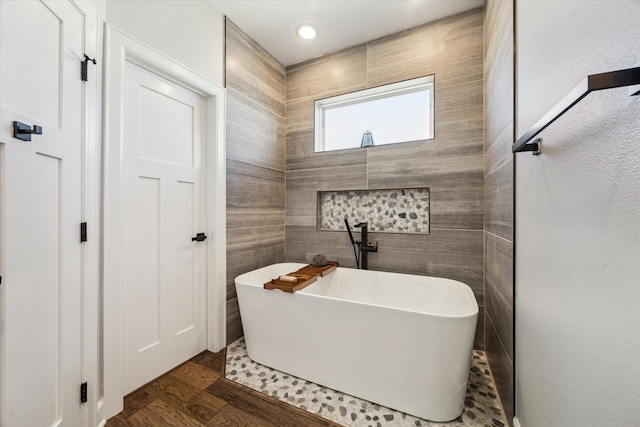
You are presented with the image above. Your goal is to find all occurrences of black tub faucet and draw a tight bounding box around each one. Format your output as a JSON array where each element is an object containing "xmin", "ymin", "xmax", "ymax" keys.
[{"xmin": 354, "ymin": 222, "xmax": 378, "ymax": 270}]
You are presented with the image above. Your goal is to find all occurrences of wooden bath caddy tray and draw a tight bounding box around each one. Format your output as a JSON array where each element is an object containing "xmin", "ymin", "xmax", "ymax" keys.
[{"xmin": 264, "ymin": 261, "xmax": 339, "ymax": 293}]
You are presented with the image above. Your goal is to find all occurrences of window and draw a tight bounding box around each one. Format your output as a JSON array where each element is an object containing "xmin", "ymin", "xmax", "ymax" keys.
[{"xmin": 314, "ymin": 75, "xmax": 434, "ymax": 152}]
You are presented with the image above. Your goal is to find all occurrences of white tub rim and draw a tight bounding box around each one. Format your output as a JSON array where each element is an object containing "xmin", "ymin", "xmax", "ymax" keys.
[{"xmin": 235, "ymin": 262, "xmax": 479, "ymax": 319}]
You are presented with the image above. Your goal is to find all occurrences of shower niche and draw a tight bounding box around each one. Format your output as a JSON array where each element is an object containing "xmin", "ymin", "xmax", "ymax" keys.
[{"xmin": 317, "ymin": 188, "xmax": 430, "ymax": 234}]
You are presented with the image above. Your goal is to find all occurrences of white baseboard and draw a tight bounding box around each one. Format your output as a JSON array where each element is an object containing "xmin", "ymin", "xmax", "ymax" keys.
[{"xmin": 513, "ymin": 416, "xmax": 522, "ymax": 427}]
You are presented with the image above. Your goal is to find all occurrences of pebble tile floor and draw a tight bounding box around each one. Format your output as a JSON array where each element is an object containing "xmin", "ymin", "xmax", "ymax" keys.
[{"xmin": 226, "ymin": 338, "xmax": 508, "ymax": 427}]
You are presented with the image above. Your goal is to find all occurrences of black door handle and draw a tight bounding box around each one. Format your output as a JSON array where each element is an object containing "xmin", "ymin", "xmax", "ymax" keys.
[
  {"xmin": 191, "ymin": 232, "xmax": 207, "ymax": 242},
  {"xmin": 13, "ymin": 121, "xmax": 42, "ymax": 141}
]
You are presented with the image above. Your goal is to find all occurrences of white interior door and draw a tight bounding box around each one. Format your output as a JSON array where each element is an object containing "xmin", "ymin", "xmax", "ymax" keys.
[
  {"xmin": 0, "ymin": 1, "xmax": 86, "ymax": 426},
  {"xmin": 122, "ymin": 61, "xmax": 207, "ymax": 393}
]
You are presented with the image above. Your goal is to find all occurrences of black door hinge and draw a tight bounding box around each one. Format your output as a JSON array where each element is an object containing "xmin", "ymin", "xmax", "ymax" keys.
[
  {"xmin": 80, "ymin": 382, "xmax": 88, "ymax": 403},
  {"xmin": 80, "ymin": 222, "xmax": 87, "ymax": 242},
  {"xmin": 81, "ymin": 54, "xmax": 96, "ymax": 82}
]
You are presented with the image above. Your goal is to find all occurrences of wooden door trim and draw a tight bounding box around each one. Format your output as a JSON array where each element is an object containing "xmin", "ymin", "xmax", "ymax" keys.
[{"xmin": 102, "ymin": 25, "xmax": 227, "ymax": 419}]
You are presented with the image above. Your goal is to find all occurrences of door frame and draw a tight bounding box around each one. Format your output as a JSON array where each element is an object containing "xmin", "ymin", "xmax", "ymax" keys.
[
  {"xmin": 76, "ymin": 2, "xmax": 102, "ymax": 426},
  {"xmin": 102, "ymin": 25, "xmax": 226, "ymax": 419}
]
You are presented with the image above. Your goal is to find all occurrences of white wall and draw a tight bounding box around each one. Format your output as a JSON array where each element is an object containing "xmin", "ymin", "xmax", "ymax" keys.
[
  {"xmin": 515, "ymin": 1, "xmax": 640, "ymax": 426},
  {"xmin": 104, "ymin": 0, "xmax": 224, "ymax": 86}
]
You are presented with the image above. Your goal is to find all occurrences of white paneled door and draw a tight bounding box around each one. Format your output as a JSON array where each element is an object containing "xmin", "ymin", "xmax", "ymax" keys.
[
  {"xmin": 0, "ymin": 0, "xmax": 89, "ymax": 426},
  {"xmin": 122, "ymin": 62, "xmax": 207, "ymax": 394}
]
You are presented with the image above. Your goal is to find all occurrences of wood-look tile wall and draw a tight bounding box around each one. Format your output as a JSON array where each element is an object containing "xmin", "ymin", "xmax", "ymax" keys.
[
  {"xmin": 484, "ymin": 0, "xmax": 514, "ymax": 423},
  {"xmin": 284, "ymin": 8, "xmax": 485, "ymax": 348},
  {"xmin": 225, "ymin": 19, "xmax": 286, "ymax": 344}
]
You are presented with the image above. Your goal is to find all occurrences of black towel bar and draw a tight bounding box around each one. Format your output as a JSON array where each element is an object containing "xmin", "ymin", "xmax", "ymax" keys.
[{"xmin": 513, "ymin": 66, "xmax": 640, "ymax": 154}]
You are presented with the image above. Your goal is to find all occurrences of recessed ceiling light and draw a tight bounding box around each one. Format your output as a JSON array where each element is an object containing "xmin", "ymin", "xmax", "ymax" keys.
[{"xmin": 297, "ymin": 24, "xmax": 317, "ymax": 40}]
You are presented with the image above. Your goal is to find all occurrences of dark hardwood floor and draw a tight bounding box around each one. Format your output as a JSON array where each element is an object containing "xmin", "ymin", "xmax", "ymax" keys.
[{"xmin": 105, "ymin": 349, "xmax": 342, "ymax": 427}]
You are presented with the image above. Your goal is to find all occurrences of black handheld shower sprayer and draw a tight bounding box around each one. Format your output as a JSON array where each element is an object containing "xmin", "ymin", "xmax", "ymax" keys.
[
  {"xmin": 344, "ymin": 219, "xmax": 378, "ymax": 269},
  {"xmin": 344, "ymin": 218, "xmax": 356, "ymax": 246},
  {"xmin": 344, "ymin": 218, "xmax": 360, "ymax": 269}
]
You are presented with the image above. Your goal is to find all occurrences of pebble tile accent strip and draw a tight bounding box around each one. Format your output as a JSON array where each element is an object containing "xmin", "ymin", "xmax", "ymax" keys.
[
  {"xmin": 226, "ymin": 338, "xmax": 507, "ymax": 427},
  {"xmin": 318, "ymin": 188, "xmax": 430, "ymax": 234}
]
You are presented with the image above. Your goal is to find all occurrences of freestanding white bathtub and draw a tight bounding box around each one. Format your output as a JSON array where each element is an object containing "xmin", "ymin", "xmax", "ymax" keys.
[{"xmin": 235, "ymin": 263, "xmax": 478, "ymax": 422}]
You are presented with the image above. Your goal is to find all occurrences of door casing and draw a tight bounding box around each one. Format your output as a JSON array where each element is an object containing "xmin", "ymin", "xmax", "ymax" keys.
[{"xmin": 102, "ymin": 25, "xmax": 227, "ymax": 419}]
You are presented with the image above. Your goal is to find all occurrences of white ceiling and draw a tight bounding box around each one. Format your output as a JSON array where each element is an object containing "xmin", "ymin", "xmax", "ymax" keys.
[{"xmin": 208, "ymin": 0, "xmax": 483, "ymax": 67}]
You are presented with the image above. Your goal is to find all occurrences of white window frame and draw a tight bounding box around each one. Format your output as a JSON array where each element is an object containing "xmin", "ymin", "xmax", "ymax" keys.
[{"xmin": 314, "ymin": 75, "xmax": 435, "ymax": 152}]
